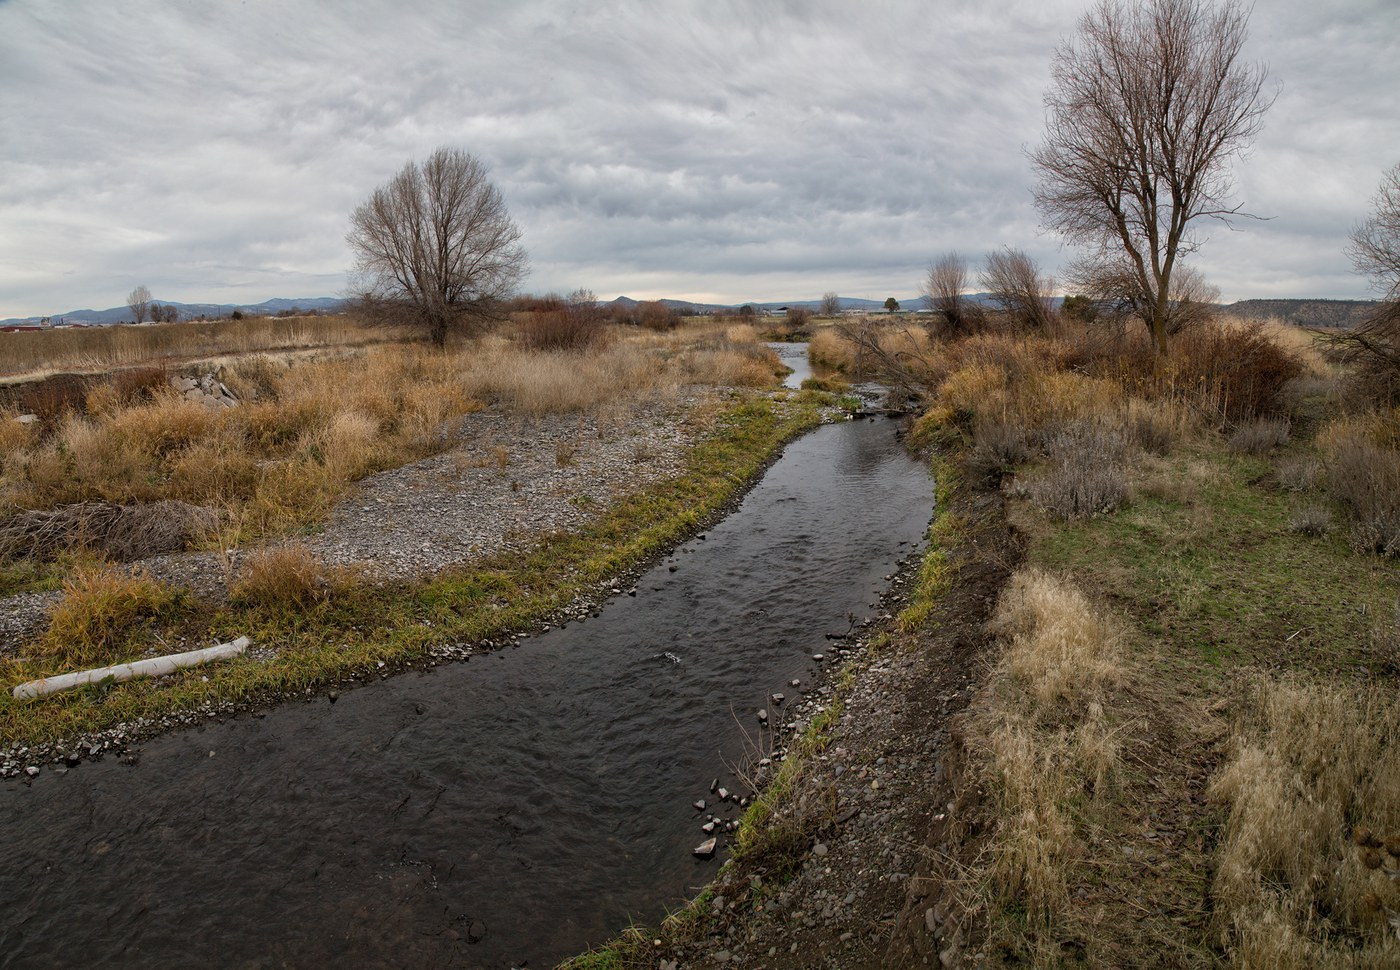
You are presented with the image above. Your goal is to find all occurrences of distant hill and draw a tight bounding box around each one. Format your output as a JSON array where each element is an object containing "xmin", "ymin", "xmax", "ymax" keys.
[
  {"xmin": 1, "ymin": 297, "xmax": 347, "ymax": 328},
  {"xmin": 1226, "ymin": 299, "xmax": 1380, "ymax": 329},
  {"xmin": 606, "ymin": 295, "xmax": 928, "ymax": 314}
]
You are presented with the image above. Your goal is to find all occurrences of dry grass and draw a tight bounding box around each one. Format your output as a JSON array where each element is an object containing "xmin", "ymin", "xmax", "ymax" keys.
[
  {"xmin": 0, "ymin": 322, "xmax": 783, "ymax": 553},
  {"xmin": 1229, "ymin": 417, "xmax": 1292, "ymax": 454},
  {"xmin": 0, "ymin": 314, "xmax": 398, "ymax": 378},
  {"xmin": 1209, "ymin": 676, "xmax": 1400, "ymax": 967},
  {"xmin": 971, "ymin": 570, "xmax": 1126, "ymax": 950},
  {"xmin": 229, "ymin": 543, "xmax": 357, "ymax": 611},
  {"xmin": 36, "ymin": 563, "xmax": 179, "ymax": 667}
]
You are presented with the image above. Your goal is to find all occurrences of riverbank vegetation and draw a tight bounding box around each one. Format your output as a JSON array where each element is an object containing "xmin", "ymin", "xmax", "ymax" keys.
[
  {"xmin": 0, "ymin": 313, "xmax": 827, "ymax": 747},
  {"xmin": 831, "ymin": 309, "xmax": 1400, "ymax": 966}
]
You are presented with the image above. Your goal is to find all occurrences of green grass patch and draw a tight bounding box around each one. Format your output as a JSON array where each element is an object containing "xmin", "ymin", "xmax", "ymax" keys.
[
  {"xmin": 897, "ymin": 455, "xmax": 960, "ymax": 633},
  {"xmin": 1024, "ymin": 443, "xmax": 1397, "ymax": 681},
  {"xmin": 0, "ymin": 394, "xmax": 829, "ymax": 747}
]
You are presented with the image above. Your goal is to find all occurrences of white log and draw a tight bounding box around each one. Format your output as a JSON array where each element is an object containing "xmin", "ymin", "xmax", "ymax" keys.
[{"xmin": 12, "ymin": 636, "xmax": 251, "ymax": 700}]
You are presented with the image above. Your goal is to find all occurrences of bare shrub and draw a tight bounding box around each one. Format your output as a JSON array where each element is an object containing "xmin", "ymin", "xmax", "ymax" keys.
[
  {"xmin": 38, "ymin": 563, "xmax": 179, "ymax": 667},
  {"xmin": 516, "ymin": 290, "xmax": 609, "ymax": 351},
  {"xmin": 1209, "ymin": 677, "xmax": 1400, "ymax": 965},
  {"xmin": 1326, "ymin": 437, "xmax": 1400, "ymax": 556},
  {"xmin": 968, "ymin": 415, "xmax": 1035, "ymax": 481},
  {"xmin": 1228, "ymin": 417, "xmax": 1291, "ymax": 454},
  {"xmin": 231, "ymin": 544, "xmax": 355, "ymax": 611},
  {"xmin": 1027, "ymin": 422, "xmax": 1129, "ymax": 519},
  {"xmin": 1288, "ymin": 504, "xmax": 1332, "ymax": 537},
  {"xmin": 924, "ymin": 252, "xmax": 983, "ymax": 336},
  {"xmin": 980, "ymin": 247, "xmax": 1057, "ymax": 332}
]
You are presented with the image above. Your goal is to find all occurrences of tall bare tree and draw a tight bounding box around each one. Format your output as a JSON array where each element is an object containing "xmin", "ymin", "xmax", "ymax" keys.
[
  {"xmin": 127, "ymin": 285, "xmax": 151, "ymax": 324},
  {"xmin": 923, "ymin": 252, "xmax": 981, "ymax": 335},
  {"xmin": 1336, "ymin": 162, "xmax": 1400, "ymax": 401},
  {"xmin": 1030, "ymin": 0, "xmax": 1273, "ymax": 354},
  {"xmin": 347, "ymin": 147, "xmax": 527, "ymax": 347},
  {"xmin": 820, "ymin": 291, "xmax": 842, "ymax": 316},
  {"xmin": 980, "ymin": 247, "xmax": 1057, "ymax": 331}
]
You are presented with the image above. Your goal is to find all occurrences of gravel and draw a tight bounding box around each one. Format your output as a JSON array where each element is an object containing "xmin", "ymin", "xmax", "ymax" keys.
[{"xmin": 0, "ymin": 391, "xmax": 718, "ymax": 655}]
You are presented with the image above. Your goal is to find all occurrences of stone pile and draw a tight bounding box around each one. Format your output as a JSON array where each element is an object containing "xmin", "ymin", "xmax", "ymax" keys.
[{"xmin": 170, "ymin": 374, "xmax": 239, "ymax": 409}]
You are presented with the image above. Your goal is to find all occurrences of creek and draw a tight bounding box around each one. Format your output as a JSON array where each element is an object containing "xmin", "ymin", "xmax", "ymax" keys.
[{"xmin": 0, "ymin": 360, "xmax": 934, "ymax": 969}]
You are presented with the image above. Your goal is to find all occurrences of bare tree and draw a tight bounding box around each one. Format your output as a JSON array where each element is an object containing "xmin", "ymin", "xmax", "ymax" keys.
[
  {"xmin": 820, "ymin": 292, "xmax": 842, "ymax": 316},
  {"xmin": 347, "ymin": 146, "xmax": 527, "ymax": 348},
  {"xmin": 923, "ymin": 252, "xmax": 982, "ymax": 335},
  {"xmin": 1030, "ymin": 0, "xmax": 1273, "ymax": 355},
  {"xmin": 980, "ymin": 247, "xmax": 1057, "ymax": 331},
  {"xmin": 1066, "ymin": 255, "xmax": 1219, "ymax": 333},
  {"xmin": 127, "ymin": 285, "xmax": 151, "ymax": 324},
  {"xmin": 1334, "ymin": 163, "xmax": 1400, "ymax": 401}
]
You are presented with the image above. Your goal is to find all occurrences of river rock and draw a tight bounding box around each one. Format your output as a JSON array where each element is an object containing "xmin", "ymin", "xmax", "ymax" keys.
[
  {"xmin": 693, "ymin": 799, "xmax": 706, "ymax": 811},
  {"xmin": 702, "ymin": 821, "xmax": 716, "ymax": 833},
  {"xmin": 770, "ymin": 692, "xmax": 785, "ymax": 705},
  {"xmin": 757, "ymin": 709, "xmax": 768, "ymax": 723},
  {"xmin": 717, "ymin": 787, "xmax": 730, "ymax": 800},
  {"xmin": 693, "ymin": 837, "xmax": 717, "ymax": 858}
]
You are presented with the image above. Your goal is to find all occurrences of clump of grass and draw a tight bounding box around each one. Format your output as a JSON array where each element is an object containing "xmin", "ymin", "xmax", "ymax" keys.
[
  {"xmin": 1025, "ymin": 421, "xmax": 1129, "ymax": 520},
  {"xmin": 229, "ymin": 544, "xmax": 357, "ymax": 611},
  {"xmin": 972, "ymin": 570, "xmax": 1126, "ymax": 949},
  {"xmin": 987, "ymin": 569, "xmax": 1124, "ymax": 711},
  {"xmin": 38, "ymin": 563, "xmax": 179, "ymax": 667},
  {"xmin": 1228, "ymin": 417, "xmax": 1291, "ymax": 454},
  {"xmin": 1209, "ymin": 677, "xmax": 1400, "ymax": 967},
  {"xmin": 1274, "ymin": 456, "xmax": 1321, "ymax": 492}
]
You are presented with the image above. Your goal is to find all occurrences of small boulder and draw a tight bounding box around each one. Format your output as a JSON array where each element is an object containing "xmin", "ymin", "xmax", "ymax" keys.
[{"xmin": 693, "ymin": 837, "xmax": 717, "ymax": 858}]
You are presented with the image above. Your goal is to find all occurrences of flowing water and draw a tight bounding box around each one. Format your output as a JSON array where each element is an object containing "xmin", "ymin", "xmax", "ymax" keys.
[{"xmin": 0, "ymin": 378, "xmax": 933, "ymax": 969}]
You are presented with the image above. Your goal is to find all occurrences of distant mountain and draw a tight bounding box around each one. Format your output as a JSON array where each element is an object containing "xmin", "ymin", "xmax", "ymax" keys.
[
  {"xmin": 605, "ymin": 295, "xmax": 928, "ymax": 314},
  {"xmin": 1, "ymin": 297, "xmax": 347, "ymax": 328},
  {"xmin": 1226, "ymin": 299, "xmax": 1379, "ymax": 329}
]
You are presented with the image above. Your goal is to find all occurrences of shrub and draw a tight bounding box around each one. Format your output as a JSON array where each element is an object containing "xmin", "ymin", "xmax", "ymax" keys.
[
  {"xmin": 1326, "ymin": 437, "xmax": 1400, "ymax": 556},
  {"xmin": 1166, "ymin": 321, "xmax": 1305, "ymax": 423},
  {"xmin": 1228, "ymin": 417, "xmax": 1291, "ymax": 454},
  {"xmin": 968, "ymin": 416, "xmax": 1035, "ymax": 481},
  {"xmin": 1026, "ymin": 422, "xmax": 1129, "ymax": 519},
  {"xmin": 1288, "ymin": 504, "xmax": 1332, "ymax": 536},
  {"xmin": 38, "ymin": 563, "xmax": 178, "ymax": 666},
  {"xmin": 1274, "ymin": 456, "xmax": 1321, "ymax": 492}
]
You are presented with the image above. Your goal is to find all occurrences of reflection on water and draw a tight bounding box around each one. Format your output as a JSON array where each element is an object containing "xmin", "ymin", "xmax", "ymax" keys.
[{"xmin": 0, "ymin": 419, "xmax": 933, "ymax": 970}]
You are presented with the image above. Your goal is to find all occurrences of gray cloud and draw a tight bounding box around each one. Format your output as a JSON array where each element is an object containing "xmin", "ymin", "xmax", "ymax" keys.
[{"xmin": 1, "ymin": 0, "xmax": 1397, "ymax": 317}]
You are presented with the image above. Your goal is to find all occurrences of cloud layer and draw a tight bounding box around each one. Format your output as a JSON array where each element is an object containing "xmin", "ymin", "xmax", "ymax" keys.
[{"xmin": 2, "ymin": 0, "xmax": 1397, "ymax": 316}]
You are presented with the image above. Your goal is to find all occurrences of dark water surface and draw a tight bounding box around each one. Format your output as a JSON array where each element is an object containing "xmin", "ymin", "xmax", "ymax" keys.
[
  {"xmin": 0, "ymin": 418, "xmax": 933, "ymax": 970},
  {"xmin": 769, "ymin": 341, "xmax": 813, "ymax": 388}
]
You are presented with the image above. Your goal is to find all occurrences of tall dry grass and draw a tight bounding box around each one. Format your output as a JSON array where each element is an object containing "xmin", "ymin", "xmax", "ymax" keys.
[
  {"xmin": 0, "ymin": 314, "xmax": 399, "ymax": 378},
  {"xmin": 0, "ymin": 322, "xmax": 783, "ymax": 548},
  {"xmin": 971, "ymin": 570, "xmax": 1125, "ymax": 949},
  {"xmin": 1210, "ymin": 677, "xmax": 1400, "ymax": 967}
]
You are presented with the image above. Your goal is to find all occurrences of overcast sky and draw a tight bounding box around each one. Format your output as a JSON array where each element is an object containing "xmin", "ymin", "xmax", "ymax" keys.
[{"xmin": 2, "ymin": 0, "xmax": 1397, "ymax": 317}]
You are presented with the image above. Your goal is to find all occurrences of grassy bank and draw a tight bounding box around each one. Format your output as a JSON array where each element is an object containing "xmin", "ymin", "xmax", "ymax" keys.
[
  {"xmin": 879, "ymin": 317, "xmax": 1400, "ymax": 967},
  {"xmin": 0, "ymin": 390, "xmax": 835, "ymax": 750}
]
